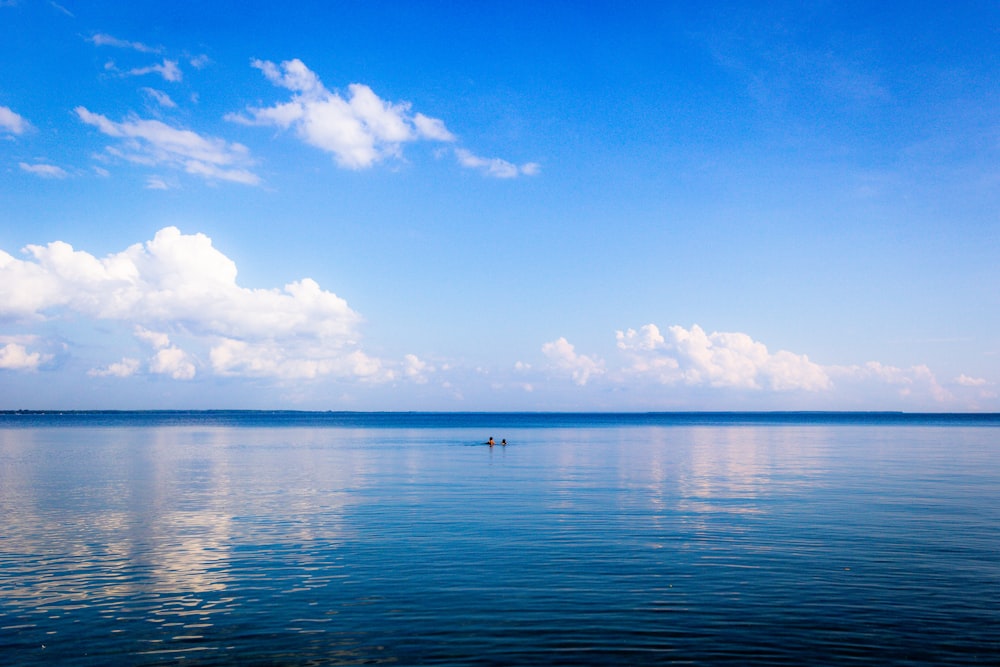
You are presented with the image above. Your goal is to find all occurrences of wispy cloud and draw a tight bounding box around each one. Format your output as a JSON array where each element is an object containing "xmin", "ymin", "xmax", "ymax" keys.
[
  {"xmin": 49, "ymin": 2, "xmax": 73, "ymax": 17},
  {"xmin": 455, "ymin": 148, "xmax": 539, "ymax": 178},
  {"xmin": 955, "ymin": 374, "xmax": 989, "ymax": 387},
  {"xmin": 0, "ymin": 105, "xmax": 30, "ymax": 135},
  {"xmin": 141, "ymin": 87, "xmax": 177, "ymax": 109},
  {"xmin": 88, "ymin": 357, "xmax": 140, "ymax": 378},
  {"xmin": 127, "ymin": 59, "xmax": 182, "ymax": 82},
  {"xmin": 827, "ymin": 362, "xmax": 952, "ymax": 403},
  {"xmin": 88, "ymin": 33, "xmax": 161, "ymax": 54},
  {"xmin": 19, "ymin": 162, "xmax": 68, "ymax": 178},
  {"xmin": 75, "ymin": 107, "xmax": 260, "ymax": 185}
]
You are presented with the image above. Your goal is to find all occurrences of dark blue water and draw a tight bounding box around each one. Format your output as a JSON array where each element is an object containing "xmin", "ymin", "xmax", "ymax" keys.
[{"xmin": 1, "ymin": 413, "xmax": 998, "ymax": 664}]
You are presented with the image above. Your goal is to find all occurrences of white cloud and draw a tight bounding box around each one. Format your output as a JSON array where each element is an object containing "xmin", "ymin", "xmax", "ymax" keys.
[
  {"xmin": 0, "ymin": 105, "xmax": 30, "ymax": 135},
  {"xmin": 616, "ymin": 323, "xmax": 831, "ymax": 391},
  {"xmin": 0, "ymin": 342, "xmax": 49, "ymax": 371},
  {"xmin": 0, "ymin": 227, "xmax": 380, "ymax": 381},
  {"xmin": 403, "ymin": 353, "xmax": 434, "ymax": 384},
  {"xmin": 227, "ymin": 58, "xmax": 457, "ymax": 169},
  {"xmin": 88, "ymin": 357, "xmax": 140, "ymax": 378},
  {"xmin": 542, "ymin": 337, "xmax": 604, "ymax": 385},
  {"xmin": 145, "ymin": 176, "xmax": 171, "ymax": 190},
  {"xmin": 209, "ymin": 339, "xmax": 385, "ymax": 381},
  {"xmin": 134, "ymin": 325, "xmax": 171, "ymax": 350},
  {"xmin": 133, "ymin": 326, "xmax": 196, "ymax": 380},
  {"xmin": 828, "ymin": 361, "xmax": 952, "ymax": 402},
  {"xmin": 89, "ymin": 33, "xmax": 160, "ymax": 53},
  {"xmin": 149, "ymin": 345, "xmax": 196, "ymax": 380},
  {"xmin": 128, "ymin": 59, "xmax": 182, "ymax": 82},
  {"xmin": 955, "ymin": 374, "xmax": 989, "ymax": 387},
  {"xmin": 19, "ymin": 162, "xmax": 68, "ymax": 179},
  {"xmin": 455, "ymin": 148, "xmax": 539, "ymax": 179},
  {"xmin": 141, "ymin": 87, "xmax": 177, "ymax": 108},
  {"xmin": 49, "ymin": 2, "xmax": 73, "ymax": 17},
  {"xmin": 76, "ymin": 107, "xmax": 260, "ymax": 185}
]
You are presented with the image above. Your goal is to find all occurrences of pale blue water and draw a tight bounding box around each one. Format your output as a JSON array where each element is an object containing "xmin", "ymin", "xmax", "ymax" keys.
[{"xmin": 1, "ymin": 412, "xmax": 998, "ymax": 665}]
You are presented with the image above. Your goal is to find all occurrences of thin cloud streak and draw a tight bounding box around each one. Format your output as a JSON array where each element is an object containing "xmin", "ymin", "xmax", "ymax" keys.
[{"xmin": 76, "ymin": 107, "xmax": 260, "ymax": 185}]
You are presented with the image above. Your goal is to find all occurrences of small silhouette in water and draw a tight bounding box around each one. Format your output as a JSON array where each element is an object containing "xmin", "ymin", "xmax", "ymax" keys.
[
  {"xmin": 501, "ymin": 439, "xmax": 507, "ymax": 446},
  {"xmin": 487, "ymin": 437, "xmax": 495, "ymax": 447}
]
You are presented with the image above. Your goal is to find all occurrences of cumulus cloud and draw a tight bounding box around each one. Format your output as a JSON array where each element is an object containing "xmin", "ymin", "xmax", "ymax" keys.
[
  {"xmin": 0, "ymin": 342, "xmax": 49, "ymax": 371},
  {"xmin": 148, "ymin": 345, "xmax": 196, "ymax": 380},
  {"xmin": 616, "ymin": 323, "xmax": 831, "ymax": 391},
  {"xmin": 75, "ymin": 107, "xmax": 259, "ymax": 185},
  {"xmin": 19, "ymin": 162, "xmax": 68, "ymax": 178},
  {"xmin": 226, "ymin": 58, "xmax": 456, "ymax": 169},
  {"xmin": 0, "ymin": 227, "xmax": 383, "ymax": 381},
  {"xmin": 0, "ymin": 105, "xmax": 30, "ymax": 135},
  {"xmin": 542, "ymin": 337, "xmax": 604, "ymax": 385},
  {"xmin": 455, "ymin": 148, "xmax": 539, "ymax": 178}
]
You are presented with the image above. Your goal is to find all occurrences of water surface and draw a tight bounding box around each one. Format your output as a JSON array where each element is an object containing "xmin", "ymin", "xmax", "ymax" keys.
[{"xmin": 1, "ymin": 413, "xmax": 998, "ymax": 664}]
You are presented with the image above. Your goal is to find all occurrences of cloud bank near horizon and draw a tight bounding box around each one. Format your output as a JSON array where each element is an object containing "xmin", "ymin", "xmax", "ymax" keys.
[{"xmin": 0, "ymin": 229, "xmax": 993, "ymax": 410}]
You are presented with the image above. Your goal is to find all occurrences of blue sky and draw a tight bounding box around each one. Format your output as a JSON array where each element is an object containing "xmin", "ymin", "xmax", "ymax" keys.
[{"xmin": 1, "ymin": 0, "xmax": 998, "ymax": 411}]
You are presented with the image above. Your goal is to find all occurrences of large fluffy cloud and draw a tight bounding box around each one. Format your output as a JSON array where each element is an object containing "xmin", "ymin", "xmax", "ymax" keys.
[
  {"xmin": 75, "ymin": 107, "xmax": 259, "ymax": 185},
  {"xmin": 0, "ymin": 227, "xmax": 382, "ymax": 381},
  {"xmin": 616, "ymin": 323, "xmax": 831, "ymax": 391}
]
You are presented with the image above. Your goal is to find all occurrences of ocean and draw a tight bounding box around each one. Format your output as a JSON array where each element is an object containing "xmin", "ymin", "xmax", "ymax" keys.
[{"xmin": 1, "ymin": 412, "xmax": 998, "ymax": 665}]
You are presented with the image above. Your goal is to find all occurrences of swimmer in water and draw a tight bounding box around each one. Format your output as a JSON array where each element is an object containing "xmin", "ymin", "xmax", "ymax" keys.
[
  {"xmin": 487, "ymin": 437, "xmax": 495, "ymax": 447},
  {"xmin": 501, "ymin": 439, "xmax": 507, "ymax": 446}
]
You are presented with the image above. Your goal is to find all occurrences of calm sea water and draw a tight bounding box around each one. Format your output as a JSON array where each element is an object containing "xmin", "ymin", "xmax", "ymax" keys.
[{"xmin": 1, "ymin": 412, "xmax": 998, "ymax": 665}]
